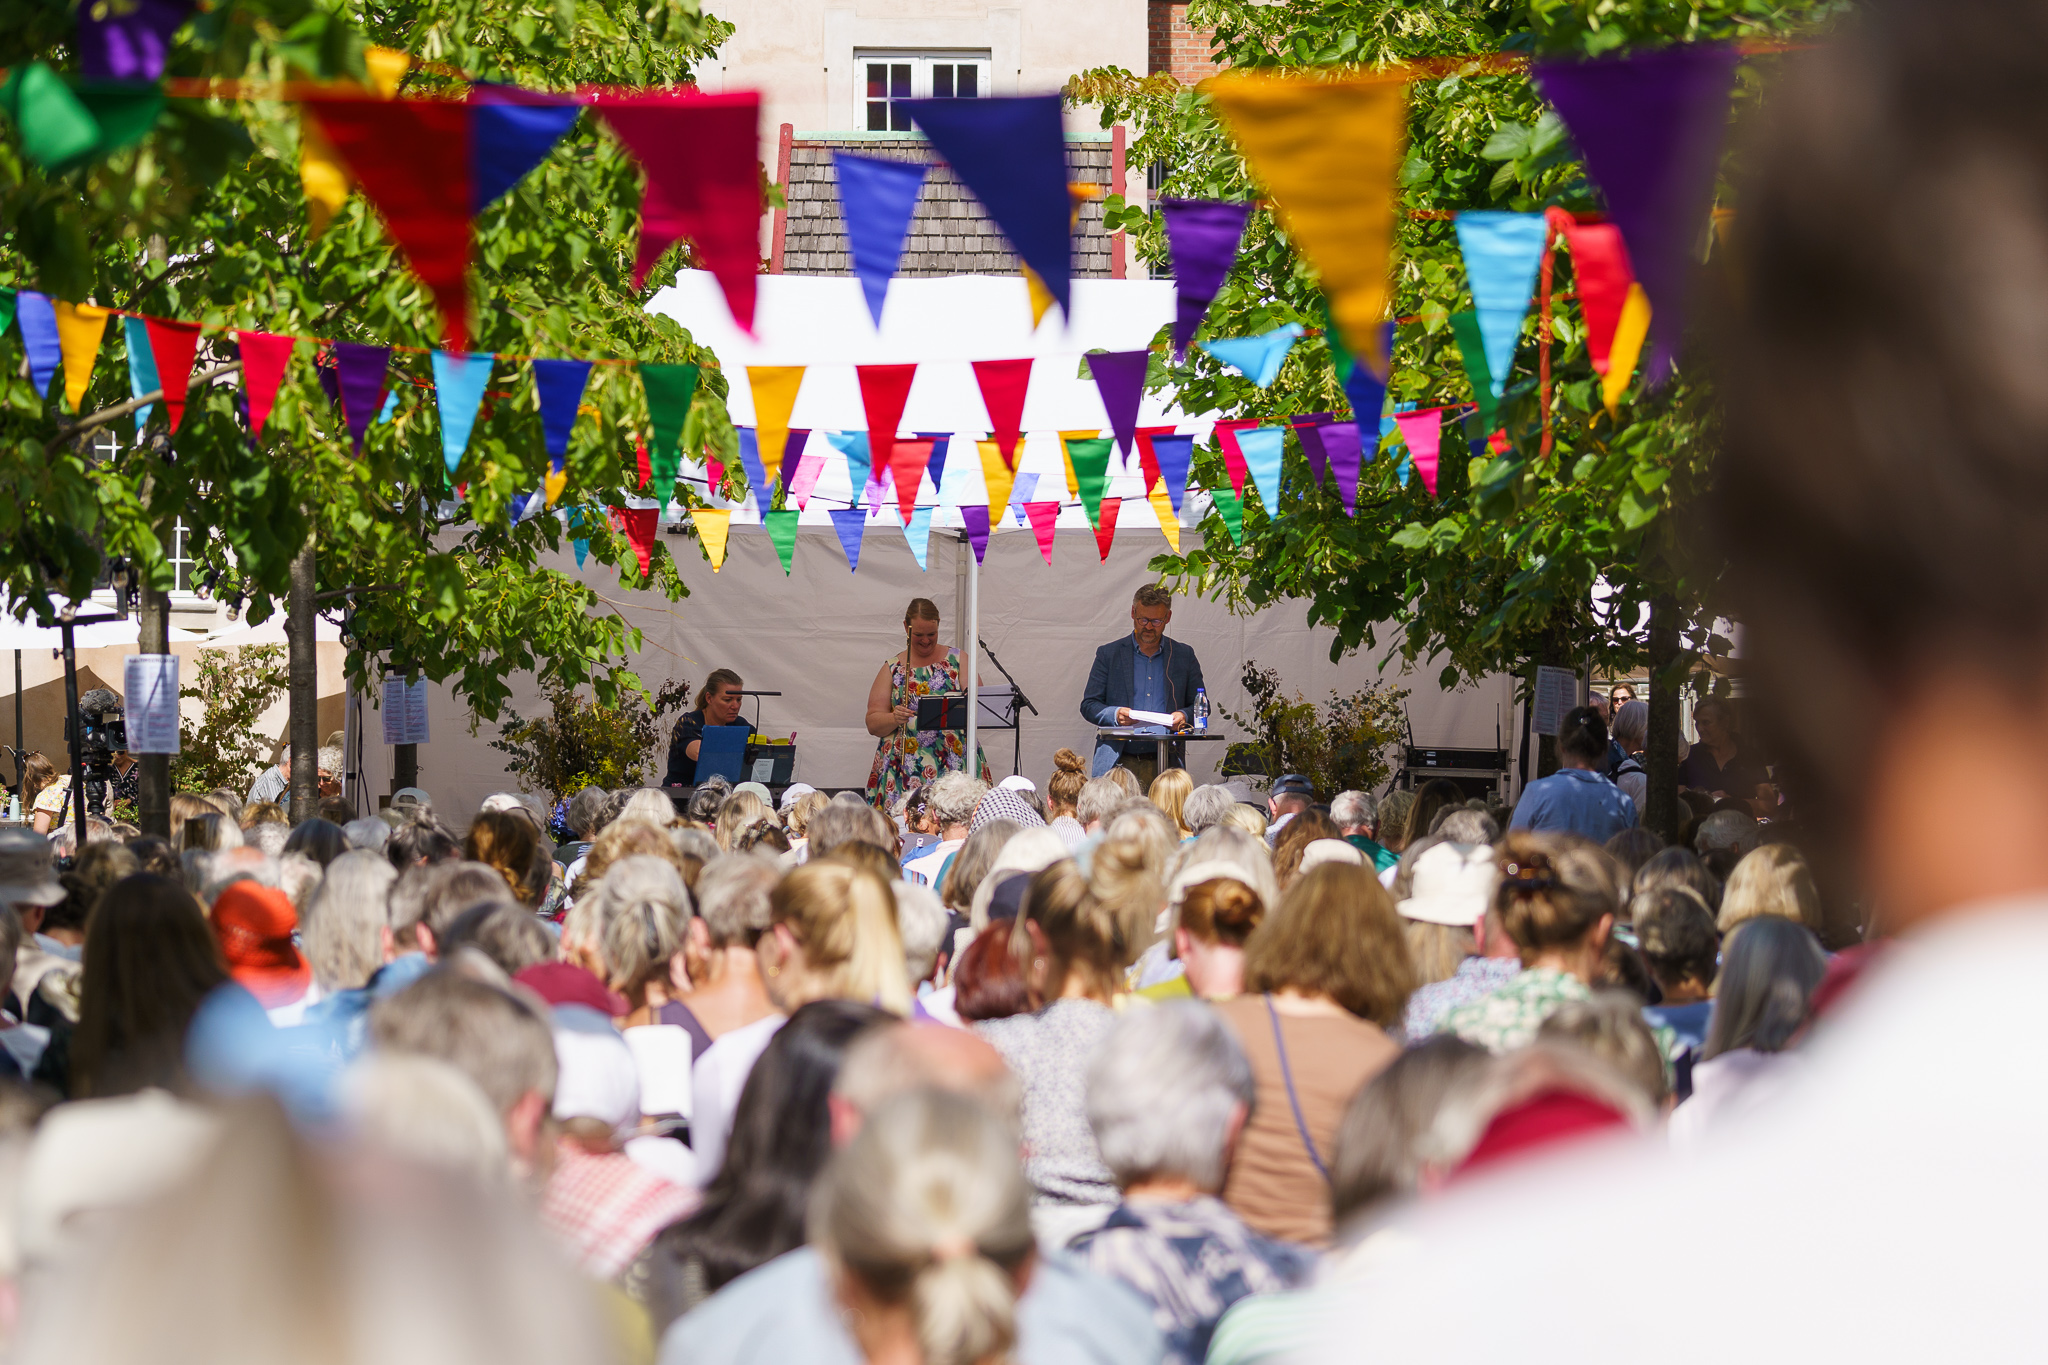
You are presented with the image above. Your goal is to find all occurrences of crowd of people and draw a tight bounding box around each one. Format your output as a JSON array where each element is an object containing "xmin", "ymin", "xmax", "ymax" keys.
[{"xmin": 0, "ymin": 712, "xmax": 1861, "ymax": 1365}]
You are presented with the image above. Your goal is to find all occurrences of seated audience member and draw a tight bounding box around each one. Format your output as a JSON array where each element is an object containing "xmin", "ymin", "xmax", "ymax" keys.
[
  {"xmin": 1446, "ymin": 1040, "xmax": 1658, "ymax": 1182},
  {"xmin": 211, "ymin": 881, "xmax": 322, "ymax": 1026},
  {"xmin": 669, "ymin": 855, "xmax": 780, "ymax": 1057},
  {"xmin": 1102, "ymin": 766, "xmax": 1143, "ymax": 800},
  {"xmin": 465, "ymin": 810, "xmax": 542, "ymax": 907},
  {"xmin": 974, "ymin": 862, "xmax": 1129, "ymax": 1245},
  {"xmin": 1717, "ymin": 841, "xmax": 1825, "ymax": 938},
  {"xmin": 1670, "ymin": 917, "xmax": 1827, "ymax": 1145},
  {"xmin": 715, "ymin": 790, "xmax": 779, "ymax": 854},
  {"xmin": 299, "ymin": 850, "xmax": 400, "ymax": 1044},
  {"xmin": 782, "ymin": 789, "xmax": 832, "ymax": 863},
  {"xmin": 1604, "ymin": 826, "xmax": 1666, "ymax": 885},
  {"xmin": 283, "ymin": 817, "xmax": 348, "ymax": 869},
  {"xmin": 1509, "ymin": 708, "xmax": 1638, "ymax": 842},
  {"xmin": 953, "ymin": 927, "xmax": 1032, "ymax": 1023},
  {"xmin": 1403, "ymin": 905, "xmax": 1523, "ymax": 1043},
  {"xmin": 1433, "ymin": 805, "xmax": 1501, "ymax": 846},
  {"xmin": 1072, "ymin": 1003, "xmax": 1314, "ymax": 1365},
  {"xmin": 1269, "ymin": 810, "xmax": 1342, "ymax": 891},
  {"xmin": 385, "ymin": 809, "xmax": 461, "ymax": 871},
  {"xmin": 1394, "ymin": 781, "xmax": 1462, "ymax": 854},
  {"xmin": 1395, "ymin": 843, "xmax": 1498, "ymax": 996},
  {"xmin": 1076, "ymin": 776, "xmax": 1125, "ymax": 836},
  {"xmin": 341, "ymin": 816, "xmax": 390, "ymax": 855},
  {"xmin": 1262, "ymin": 774, "xmax": 1314, "ymax": 846},
  {"xmin": 966, "ymin": 827, "xmax": 1070, "ymax": 929},
  {"xmin": 1632, "ymin": 844, "xmax": 1724, "ymax": 913},
  {"xmin": 1441, "ymin": 832, "xmax": 1618, "ymax": 1054},
  {"xmin": 939, "ymin": 819, "xmax": 1020, "ymax": 919},
  {"xmin": 1373, "ymin": 790, "xmax": 1416, "ymax": 857},
  {"xmin": 644, "ymin": 1000, "xmax": 890, "ymax": 1326},
  {"xmin": 1537, "ymin": 992, "xmax": 1673, "ymax": 1111},
  {"xmin": 658, "ymin": 1019, "xmax": 1162, "ymax": 1365},
  {"xmin": 1634, "ymin": 887, "xmax": 1721, "ymax": 1097},
  {"xmin": 1180, "ymin": 784, "xmax": 1237, "ymax": 839},
  {"xmin": 1217, "ymin": 801, "xmax": 1270, "ymax": 842},
  {"xmin": 441, "ymin": 902, "xmax": 556, "ymax": 980},
  {"xmin": 893, "ymin": 881, "xmax": 953, "ymax": 1018},
  {"xmin": 368, "ymin": 969, "xmax": 559, "ymax": 1182},
  {"xmin": 558, "ymin": 786, "xmax": 611, "ymax": 867},
  {"xmin": 805, "ymin": 799, "xmax": 896, "ymax": 861},
  {"xmin": 389, "ymin": 860, "xmax": 510, "ymax": 960},
  {"xmin": 1694, "ymin": 808, "xmax": 1763, "ymax": 881},
  {"xmin": 1331, "ymin": 790, "xmax": 1398, "ymax": 872},
  {"xmin": 337, "ymin": 1052, "xmax": 511, "ymax": 1183},
  {"xmin": 1214, "ymin": 863, "xmax": 1413, "ymax": 1247},
  {"xmin": 1147, "ymin": 767, "xmax": 1195, "ymax": 839},
  {"xmin": 1043, "ymin": 748, "xmax": 1092, "ymax": 849},
  {"xmin": 901, "ymin": 773, "xmax": 986, "ymax": 887},
  {"xmin": 1143, "ymin": 872, "xmax": 1264, "ymax": 1001}
]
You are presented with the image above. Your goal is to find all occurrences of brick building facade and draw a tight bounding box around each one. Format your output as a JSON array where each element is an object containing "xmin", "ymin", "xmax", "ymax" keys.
[{"xmin": 1148, "ymin": 0, "xmax": 1220, "ymax": 83}]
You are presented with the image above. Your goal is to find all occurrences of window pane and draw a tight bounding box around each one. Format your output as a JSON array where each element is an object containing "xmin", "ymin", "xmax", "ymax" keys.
[
  {"xmin": 957, "ymin": 65, "xmax": 978, "ymax": 98},
  {"xmin": 868, "ymin": 100, "xmax": 888, "ymax": 131},
  {"xmin": 890, "ymin": 63, "xmax": 911, "ymax": 98},
  {"xmin": 932, "ymin": 65, "xmax": 954, "ymax": 98},
  {"xmin": 867, "ymin": 63, "xmax": 888, "ymax": 98},
  {"xmin": 891, "ymin": 101, "xmax": 912, "ymax": 132}
]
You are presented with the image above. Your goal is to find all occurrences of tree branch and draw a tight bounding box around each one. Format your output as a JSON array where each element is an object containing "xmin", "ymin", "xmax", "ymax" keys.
[{"xmin": 58, "ymin": 359, "xmax": 245, "ymax": 445}]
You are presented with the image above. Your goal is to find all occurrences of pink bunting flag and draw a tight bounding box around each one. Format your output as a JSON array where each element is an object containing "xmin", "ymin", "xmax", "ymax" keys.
[
  {"xmin": 1394, "ymin": 408, "xmax": 1445, "ymax": 497},
  {"xmin": 1093, "ymin": 497, "xmax": 1121, "ymax": 561},
  {"xmin": 787, "ymin": 442, "xmax": 826, "ymax": 510},
  {"xmin": 592, "ymin": 92, "xmax": 763, "ymax": 331},
  {"xmin": 236, "ymin": 330, "xmax": 297, "ymax": 441},
  {"xmin": 1023, "ymin": 501, "xmax": 1060, "ymax": 565},
  {"xmin": 1213, "ymin": 418, "xmax": 1260, "ymax": 500},
  {"xmin": 972, "ymin": 358, "xmax": 1032, "ymax": 470}
]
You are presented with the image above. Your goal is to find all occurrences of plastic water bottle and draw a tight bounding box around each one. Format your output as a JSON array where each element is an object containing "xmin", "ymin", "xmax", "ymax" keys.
[{"xmin": 1194, "ymin": 689, "xmax": 1210, "ymax": 733}]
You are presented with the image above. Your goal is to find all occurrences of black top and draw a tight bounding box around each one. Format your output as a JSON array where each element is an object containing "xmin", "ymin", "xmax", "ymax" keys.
[
  {"xmin": 663, "ymin": 709, "xmax": 757, "ymax": 787},
  {"xmin": 1677, "ymin": 744, "xmax": 1768, "ymax": 799}
]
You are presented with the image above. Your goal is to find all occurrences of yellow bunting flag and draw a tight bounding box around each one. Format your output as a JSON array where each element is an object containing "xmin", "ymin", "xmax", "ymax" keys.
[
  {"xmin": 1057, "ymin": 429, "xmax": 1096, "ymax": 499},
  {"xmin": 690, "ymin": 508, "xmax": 731, "ymax": 572},
  {"xmin": 543, "ymin": 467, "xmax": 568, "ymax": 507},
  {"xmin": 53, "ymin": 302, "xmax": 112, "ymax": 412},
  {"xmin": 1022, "ymin": 265, "xmax": 1057, "ymax": 330},
  {"xmin": 1202, "ymin": 70, "xmax": 1406, "ymax": 375},
  {"xmin": 978, "ymin": 440, "xmax": 1015, "ymax": 522},
  {"xmin": 298, "ymin": 46, "xmax": 411, "ymax": 238},
  {"xmin": 1602, "ymin": 284, "xmax": 1652, "ymax": 417},
  {"xmin": 746, "ymin": 365, "xmax": 805, "ymax": 486},
  {"xmin": 1147, "ymin": 477, "xmax": 1180, "ymax": 553}
]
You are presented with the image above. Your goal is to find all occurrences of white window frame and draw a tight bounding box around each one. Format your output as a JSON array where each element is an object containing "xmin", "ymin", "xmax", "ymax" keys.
[{"xmin": 856, "ymin": 50, "xmax": 992, "ymax": 133}]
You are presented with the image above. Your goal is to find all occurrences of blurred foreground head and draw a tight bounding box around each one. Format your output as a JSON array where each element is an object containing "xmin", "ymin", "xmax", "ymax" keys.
[{"xmin": 1718, "ymin": 0, "xmax": 2048, "ymax": 925}]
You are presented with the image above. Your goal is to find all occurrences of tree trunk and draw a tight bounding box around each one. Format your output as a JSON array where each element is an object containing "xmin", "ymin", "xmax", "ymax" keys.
[
  {"xmin": 288, "ymin": 539, "xmax": 318, "ymax": 823},
  {"xmin": 1645, "ymin": 593, "xmax": 1683, "ymax": 844},
  {"xmin": 137, "ymin": 576, "xmax": 171, "ymax": 837}
]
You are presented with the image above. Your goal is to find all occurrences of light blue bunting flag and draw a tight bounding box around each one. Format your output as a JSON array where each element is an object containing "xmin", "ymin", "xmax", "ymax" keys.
[
  {"xmin": 828, "ymin": 430, "xmax": 875, "ymax": 515},
  {"xmin": 1238, "ymin": 425, "xmax": 1286, "ymax": 512},
  {"xmin": 123, "ymin": 316, "xmax": 159, "ymax": 430},
  {"xmin": 902, "ymin": 505, "xmax": 934, "ymax": 570},
  {"xmin": 1009, "ymin": 470, "xmax": 1040, "ymax": 525},
  {"xmin": 1199, "ymin": 323, "xmax": 1305, "ymax": 388},
  {"xmin": 431, "ymin": 349, "xmax": 495, "ymax": 473},
  {"xmin": 1453, "ymin": 211, "xmax": 1547, "ymax": 397}
]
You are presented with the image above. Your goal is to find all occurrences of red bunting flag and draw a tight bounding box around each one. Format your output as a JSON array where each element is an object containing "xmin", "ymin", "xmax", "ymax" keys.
[
  {"xmin": 857, "ymin": 363, "xmax": 916, "ymax": 479},
  {"xmin": 634, "ymin": 438, "xmax": 651, "ymax": 491},
  {"xmin": 142, "ymin": 317, "xmax": 202, "ymax": 431},
  {"xmin": 1135, "ymin": 424, "xmax": 1177, "ymax": 500},
  {"xmin": 1093, "ymin": 497, "xmax": 1121, "ymax": 561},
  {"xmin": 1549, "ymin": 208, "xmax": 1636, "ymax": 376},
  {"xmin": 592, "ymin": 91, "xmax": 762, "ymax": 331},
  {"xmin": 1213, "ymin": 418, "xmax": 1260, "ymax": 500},
  {"xmin": 972, "ymin": 357, "xmax": 1032, "ymax": 470},
  {"xmin": 612, "ymin": 505, "xmax": 659, "ymax": 577},
  {"xmin": 1024, "ymin": 501, "xmax": 1060, "ymax": 565},
  {"xmin": 304, "ymin": 97, "xmax": 474, "ymax": 351},
  {"xmin": 890, "ymin": 438, "xmax": 935, "ymax": 526},
  {"xmin": 236, "ymin": 330, "xmax": 297, "ymax": 441}
]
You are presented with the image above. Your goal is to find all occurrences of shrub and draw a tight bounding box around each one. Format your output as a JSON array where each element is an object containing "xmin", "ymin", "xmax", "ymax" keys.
[
  {"xmin": 491, "ymin": 678, "xmax": 691, "ymax": 801},
  {"xmin": 172, "ymin": 645, "xmax": 288, "ymax": 794},
  {"xmin": 1219, "ymin": 661, "xmax": 1408, "ymax": 798}
]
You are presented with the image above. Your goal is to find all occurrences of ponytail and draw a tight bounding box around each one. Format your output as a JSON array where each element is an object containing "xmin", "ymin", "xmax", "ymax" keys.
[
  {"xmin": 911, "ymin": 1251, "xmax": 1022, "ymax": 1365},
  {"xmin": 769, "ymin": 863, "xmax": 913, "ymax": 1015},
  {"xmin": 599, "ymin": 896, "xmax": 687, "ymax": 1004}
]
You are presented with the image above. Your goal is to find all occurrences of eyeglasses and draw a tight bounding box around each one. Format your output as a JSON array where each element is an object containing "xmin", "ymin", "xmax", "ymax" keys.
[{"xmin": 1133, "ymin": 615, "xmax": 1169, "ymax": 627}]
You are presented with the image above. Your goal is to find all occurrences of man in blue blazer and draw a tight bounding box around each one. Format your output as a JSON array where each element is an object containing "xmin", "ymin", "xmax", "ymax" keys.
[{"xmin": 1079, "ymin": 585, "xmax": 1207, "ymax": 782}]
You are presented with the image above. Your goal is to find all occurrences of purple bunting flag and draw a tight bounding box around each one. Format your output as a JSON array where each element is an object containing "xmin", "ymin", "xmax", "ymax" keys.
[
  {"xmin": 1088, "ymin": 350, "xmax": 1150, "ymax": 463},
  {"xmin": 1162, "ymin": 199, "xmax": 1252, "ymax": 357},
  {"xmin": 333, "ymin": 342, "xmax": 391, "ymax": 456},
  {"xmin": 1322, "ymin": 421, "xmax": 1364, "ymax": 515},
  {"xmin": 76, "ymin": 0, "xmax": 189, "ymax": 81},
  {"xmin": 1293, "ymin": 412, "xmax": 1335, "ymax": 486},
  {"xmin": 961, "ymin": 504, "xmax": 991, "ymax": 564}
]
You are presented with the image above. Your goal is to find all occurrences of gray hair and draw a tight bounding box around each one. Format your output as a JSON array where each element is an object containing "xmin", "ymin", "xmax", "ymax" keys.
[
  {"xmin": 302, "ymin": 850, "xmax": 397, "ymax": 993},
  {"xmin": 692, "ymin": 853, "xmax": 779, "ymax": 947},
  {"xmin": 1611, "ymin": 699, "xmax": 1649, "ymax": 751},
  {"xmin": 244, "ymin": 822, "xmax": 289, "ymax": 858},
  {"xmin": 926, "ymin": 773, "xmax": 988, "ymax": 829},
  {"xmin": 1434, "ymin": 807, "xmax": 1500, "ymax": 845},
  {"xmin": 1181, "ymin": 784, "xmax": 1237, "ymax": 834},
  {"xmin": 390, "ymin": 860, "xmax": 512, "ymax": 950},
  {"xmin": 894, "ymin": 880, "xmax": 950, "ymax": 985},
  {"xmin": 316, "ymin": 745, "xmax": 344, "ymax": 776},
  {"xmin": 671, "ymin": 824, "xmax": 720, "ymax": 863},
  {"xmin": 1085, "ymin": 1000, "xmax": 1253, "ymax": 1191},
  {"xmin": 808, "ymin": 800, "xmax": 895, "ymax": 858},
  {"xmin": 343, "ymin": 817, "xmax": 390, "ymax": 853},
  {"xmin": 566, "ymin": 787, "xmax": 611, "ymax": 838},
  {"xmin": 567, "ymin": 854, "xmax": 690, "ymax": 970},
  {"xmin": 197, "ymin": 846, "xmax": 280, "ymax": 906},
  {"xmin": 1076, "ymin": 777, "xmax": 1124, "ymax": 829},
  {"xmin": 1329, "ymin": 790, "xmax": 1376, "ymax": 832},
  {"xmin": 1695, "ymin": 809, "xmax": 1761, "ymax": 854}
]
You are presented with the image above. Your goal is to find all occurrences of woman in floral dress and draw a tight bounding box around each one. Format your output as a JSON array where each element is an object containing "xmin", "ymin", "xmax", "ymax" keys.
[{"xmin": 864, "ymin": 597, "xmax": 991, "ymax": 808}]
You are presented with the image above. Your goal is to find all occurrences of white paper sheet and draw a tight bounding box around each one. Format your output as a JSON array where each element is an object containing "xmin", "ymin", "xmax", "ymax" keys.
[
  {"xmin": 1126, "ymin": 708, "xmax": 1176, "ymax": 727},
  {"xmin": 123, "ymin": 654, "xmax": 180, "ymax": 754}
]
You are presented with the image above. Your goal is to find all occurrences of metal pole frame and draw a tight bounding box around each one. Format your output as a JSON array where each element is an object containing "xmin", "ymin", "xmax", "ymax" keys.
[{"xmin": 965, "ymin": 531, "xmax": 978, "ymax": 777}]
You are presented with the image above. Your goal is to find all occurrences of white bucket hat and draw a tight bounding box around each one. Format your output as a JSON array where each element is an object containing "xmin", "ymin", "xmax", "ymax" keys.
[
  {"xmin": 0, "ymin": 829, "xmax": 67, "ymax": 907},
  {"xmin": 1397, "ymin": 842, "xmax": 1497, "ymax": 927}
]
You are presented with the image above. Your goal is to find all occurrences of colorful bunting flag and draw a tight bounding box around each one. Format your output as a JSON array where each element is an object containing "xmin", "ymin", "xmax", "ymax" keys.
[
  {"xmin": 828, "ymin": 430, "xmax": 872, "ymax": 511},
  {"xmin": 1208, "ymin": 488, "xmax": 1245, "ymax": 546},
  {"xmin": 763, "ymin": 509, "xmax": 799, "ymax": 574},
  {"xmin": 787, "ymin": 442, "xmax": 826, "ymax": 510},
  {"xmin": 691, "ymin": 507, "xmax": 732, "ymax": 571},
  {"xmin": 1342, "ymin": 322, "xmax": 1392, "ymax": 429},
  {"xmin": 332, "ymin": 342, "xmax": 390, "ymax": 456},
  {"xmin": 1454, "ymin": 211, "xmax": 1546, "ymax": 397},
  {"xmin": 1150, "ymin": 432, "xmax": 1195, "ymax": 514},
  {"xmin": 902, "ymin": 506, "xmax": 934, "ymax": 571},
  {"xmin": 1549, "ymin": 211, "xmax": 1636, "ymax": 376},
  {"xmin": 829, "ymin": 507, "xmax": 867, "ymax": 571},
  {"xmin": 1134, "ymin": 424, "xmax": 1171, "ymax": 496},
  {"xmin": 430, "ymin": 349, "xmax": 494, "ymax": 474},
  {"xmin": 1161, "ymin": 199, "xmax": 1253, "ymax": 356},
  {"xmin": 49, "ymin": 302, "xmax": 109, "ymax": 412},
  {"xmin": 1057, "ymin": 430, "xmax": 1090, "ymax": 498},
  {"xmin": 1323, "ymin": 421, "xmax": 1364, "ymax": 515},
  {"xmin": 1023, "ymin": 502, "xmax": 1060, "ymax": 565},
  {"xmin": 593, "ymin": 91, "xmax": 762, "ymax": 330},
  {"xmin": 1200, "ymin": 323, "xmax": 1304, "ymax": 388},
  {"xmin": 962, "ymin": 505, "xmax": 991, "ymax": 564},
  {"xmin": 1213, "ymin": 419, "xmax": 1259, "ymax": 501},
  {"xmin": 613, "ymin": 505, "xmax": 658, "ymax": 576},
  {"xmin": 904, "ymin": 96, "xmax": 1072, "ymax": 315},
  {"xmin": 1203, "ymin": 71, "xmax": 1406, "ymax": 374},
  {"xmin": 533, "ymin": 357, "xmax": 591, "ymax": 500},
  {"xmin": 0, "ymin": 288, "xmax": 14, "ymax": 336},
  {"xmin": 746, "ymin": 365, "xmax": 805, "ymax": 488},
  {"xmin": 1604, "ymin": 283, "xmax": 1653, "ymax": 416},
  {"xmin": 17, "ymin": 291, "xmax": 60, "ymax": 399},
  {"xmin": 1066, "ymin": 435, "xmax": 1115, "ymax": 528},
  {"xmin": 1394, "ymin": 408, "xmax": 1444, "ymax": 496},
  {"xmin": 122, "ymin": 317, "xmax": 159, "ymax": 431},
  {"xmin": 977, "ymin": 440, "xmax": 1016, "ymax": 521},
  {"xmin": 140, "ymin": 317, "xmax": 201, "ymax": 430},
  {"xmin": 972, "ymin": 358, "xmax": 1032, "ymax": 469},
  {"xmin": 919, "ymin": 433, "xmax": 952, "ymax": 504},
  {"xmin": 890, "ymin": 439, "xmax": 935, "ymax": 525},
  {"xmin": 1533, "ymin": 45, "xmax": 1739, "ymax": 380},
  {"xmin": 1295, "ymin": 414, "xmax": 1332, "ymax": 485},
  {"xmin": 295, "ymin": 52, "xmax": 412, "ymax": 242},
  {"xmin": 0, "ymin": 64, "xmax": 165, "ymax": 173},
  {"xmin": 77, "ymin": 0, "xmax": 189, "ymax": 82},
  {"xmin": 735, "ymin": 426, "xmax": 770, "ymax": 504},
  {"xmin": 1447, "ymin": 311, "xmax": 1497, "ymax": 435},
  {"xmin": 304, "ymin": 97, "xmax": 474, "ymax": 351},
  {"xmin": 1009, "ymin": 471, "xmax": 1041, "ymax": 527},
  {"xmin": 857, "ymin": 363, "xmax": 916, "ymax": 477},
  {"xmin": 1148, "ymin": 479, "xmax": 1181, "ymax": 552},
  {"xmin": 1093, "ymin": 497, "xmax": 1121, "ymax": 561},
  {"xmin": 833, "ymin": 154, "xmax": 927, "ymax": 327},
  {"xmin": 640, "ymin": 362, "xmax": 699, "ymax": 508},
  {"xmin": 1238, "ymin": 425, "xmax": 1285, "ymax": 512},
  {"xmin": 468, "ymin": 85, "xmax": 581, "ymax": 214},
  {"xmin": 1087, "ymin": 350, "xmax": 1150, "ymax": 462},
  {"xmin": 238, "ymin": 331, "xmax": 296, "ymax": 442}
]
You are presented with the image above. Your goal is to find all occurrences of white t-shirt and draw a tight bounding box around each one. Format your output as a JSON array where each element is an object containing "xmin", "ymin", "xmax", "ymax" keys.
[
  {"xmin": 901, "ymin": 838, "xmax": 963, "ymax": 889},
  {"xmin": 688, "ymin": 1013, "xmax": 786, "ymax": 1180}
]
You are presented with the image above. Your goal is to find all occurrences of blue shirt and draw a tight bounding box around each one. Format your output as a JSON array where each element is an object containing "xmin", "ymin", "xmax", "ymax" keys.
[
  {"xmin": 1508, "ymin": 766, "xmax": 1638, "ymax": 842},
  {"xmin": 1131, "ymin": 642, "xmax": 1170, "ymax": 733}
]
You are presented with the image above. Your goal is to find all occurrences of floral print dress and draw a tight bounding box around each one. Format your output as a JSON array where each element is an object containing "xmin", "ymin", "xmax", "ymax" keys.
[{"xmin": 866, "ymin": 646, "xmax": 992, "ymax": 807}]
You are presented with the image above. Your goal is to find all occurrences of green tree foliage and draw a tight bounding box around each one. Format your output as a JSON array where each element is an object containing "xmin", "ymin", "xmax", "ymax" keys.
[
  {"xmin": 172, "ymin": 644, "xmax": 289, "ymax": 791},
  {"xmin": 0, "ymin": 0, "xmax": 739, "ymax": 718},
  {"xmin": 1070, "ymin": 0, "xmax": 1837, "ymax": 692},
  {"xmin": 1218, "ymin": 660, "xmax": 1408, "ymax": 797},
  {"xmin": 490, "ymin": 676, "xmax": 689, "ymax": 798}
]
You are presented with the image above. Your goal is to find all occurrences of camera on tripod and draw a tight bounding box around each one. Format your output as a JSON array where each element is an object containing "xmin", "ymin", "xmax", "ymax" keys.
[{"xmin": 63, "ymin": 688, "xmax": 127, "ymax": 819}]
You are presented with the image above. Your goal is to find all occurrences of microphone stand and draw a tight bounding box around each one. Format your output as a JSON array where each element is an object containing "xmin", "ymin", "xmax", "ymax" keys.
[{"xmin": 976, "ymin": 636, "xmax": 1035, "ymax": 778}]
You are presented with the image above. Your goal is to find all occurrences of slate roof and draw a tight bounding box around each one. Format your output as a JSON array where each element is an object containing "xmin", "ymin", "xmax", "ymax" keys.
[{"xmin": 778, "ymin": 136, "xmax": 1117, "ymax": 278}]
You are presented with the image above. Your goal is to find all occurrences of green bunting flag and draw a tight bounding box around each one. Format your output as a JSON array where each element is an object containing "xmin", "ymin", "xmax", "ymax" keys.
[
  {"xmin": 1066, "ymin": 436, "xmax": 1115, "ymax": 529},
  {"xmin": 0, "ymin": 63, "xmax": 166, "ymax": 173},
  {"xmin": 764, "ymin": 509, "xmax": 799, "ymax": 575},
  {"xmin": 1209, "ymin": 488, "xmax": 1246, "ymax": 546},
  {"xmin": 1447, "ymin": 310, "xmax": 1497, "ymax": 435},
  {"xmin": 640, "ymin": 362, "xmax": 699, "ymax": 510},
  {"xmin": 0, "ymin": 288, "xmax": 14, "ymax": 336}
]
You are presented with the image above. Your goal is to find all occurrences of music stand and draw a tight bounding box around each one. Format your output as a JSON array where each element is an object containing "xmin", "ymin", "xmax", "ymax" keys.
[
  {"xmin": 975, "ymin": 687, "xmax": 1023, "ymax": 777},
  {"xmin": 915, "ymin": 695, "xmax": 970, "ymax": 733}
]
